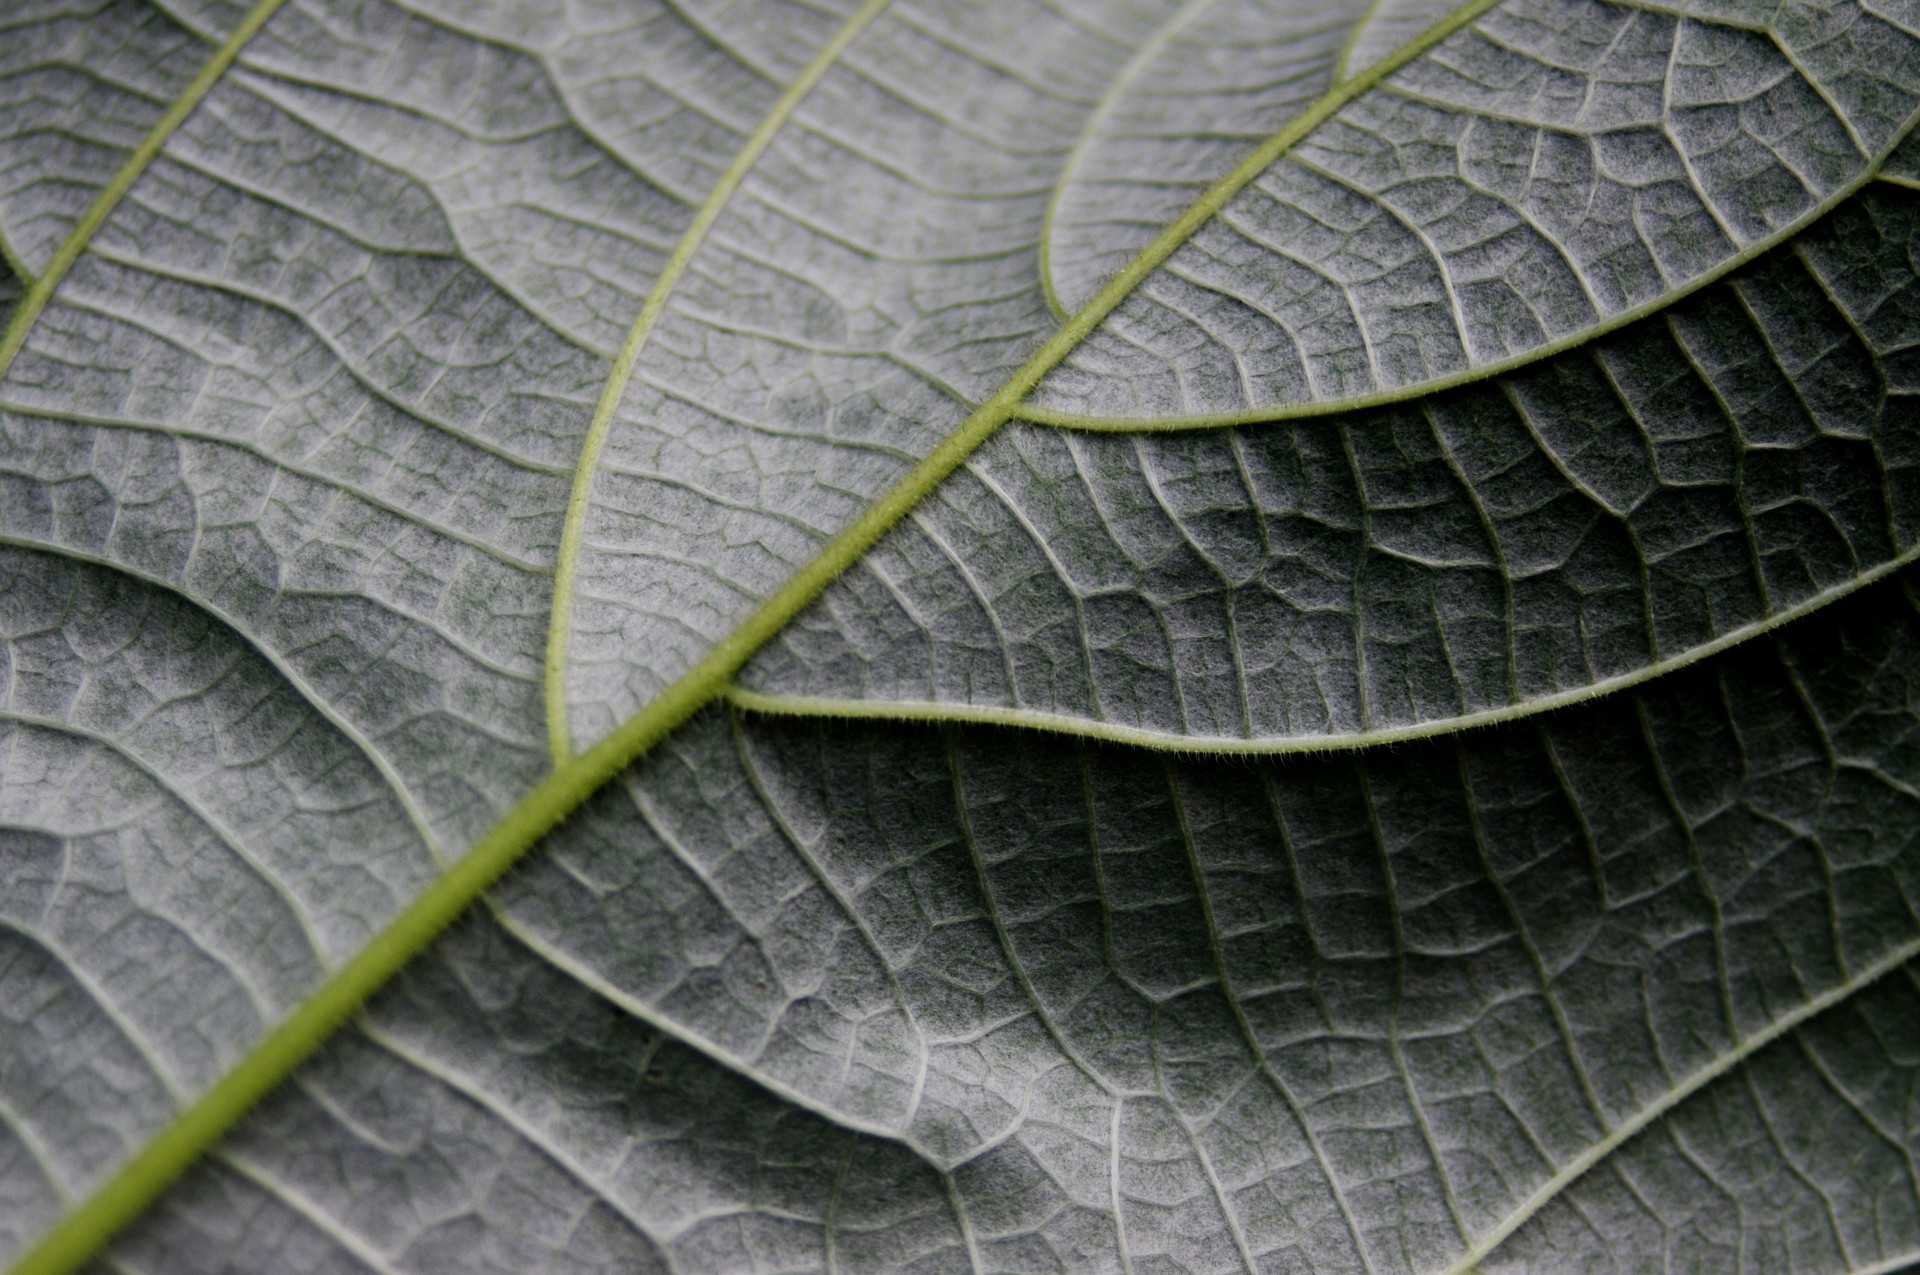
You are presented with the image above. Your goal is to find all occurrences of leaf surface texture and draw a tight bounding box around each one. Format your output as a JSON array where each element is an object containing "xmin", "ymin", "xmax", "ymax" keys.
[{"xmin": 2, "ymin": 0, "xmax": 1920, "ymax": 1271}]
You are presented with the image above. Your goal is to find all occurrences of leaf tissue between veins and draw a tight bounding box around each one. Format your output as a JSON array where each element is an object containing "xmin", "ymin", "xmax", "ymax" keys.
[{"xmin": 3, "ymin": 0, "xmax": 1920, "ymax": 1271}]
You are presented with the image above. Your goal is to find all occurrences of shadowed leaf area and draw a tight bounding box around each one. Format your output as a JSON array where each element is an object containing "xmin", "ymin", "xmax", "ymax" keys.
[{"xmin": 4, "ymin": 0, "xmax": 1920, "ymax": 1270}]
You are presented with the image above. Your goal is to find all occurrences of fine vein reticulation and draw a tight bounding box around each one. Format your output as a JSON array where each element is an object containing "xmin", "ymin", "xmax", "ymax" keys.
[
  {"xmin": 540, "ymin": 0, "xmax": 895, "ymax": 767},
  {"xmin": 724, "ymin": 543, "xmax": 1920, "ymax": 752},
  {"xmin": 10, "ymin": 0, "xmax": 1920, "ymax": 1270},
  {"xmin": 0, "ymin": 0, "xmax": 293, "ymax": 388}
]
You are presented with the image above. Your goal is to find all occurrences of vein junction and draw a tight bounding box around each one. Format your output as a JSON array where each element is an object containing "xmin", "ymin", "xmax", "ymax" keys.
[{"xmin": 8, "ymin": 0, "xmax": 1920, "ymax": 1269}]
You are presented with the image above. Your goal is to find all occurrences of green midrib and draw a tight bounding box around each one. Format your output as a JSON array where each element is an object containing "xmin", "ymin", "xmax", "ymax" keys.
[{"xmin": 5, "ymin": 0, "xmax": 1907, "ymax": 1271}]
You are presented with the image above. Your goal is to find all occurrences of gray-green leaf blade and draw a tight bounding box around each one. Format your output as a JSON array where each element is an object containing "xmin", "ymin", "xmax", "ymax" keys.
[
  {"xmin": 82, "ymin": 566, "xmax": 1920, "ymax": 1274},
  {"xmin": 1030, "ymin": 0, "xmax": 1920, "ymax": 420},
  {"xmin": 745, "ymin": 170, "xmax": 1920, "ymax": 749},
  {"xmin": 10, "ymin": 0, "xmax": 1920, "ymax": 1270}
]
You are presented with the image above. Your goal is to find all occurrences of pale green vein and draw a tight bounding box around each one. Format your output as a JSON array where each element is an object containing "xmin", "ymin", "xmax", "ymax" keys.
[
  {"xmin": 1018, "ymin": 102, "xmax": 1920, "ymax": 433},
  {"xmin": 0, "ymin": 0, "xmax": 291, "ymax": 387},
  {"xmin": 1036, "ymin": 0, "xmax": 1217, "ymax": 322},
  {"xmin": 1440, "ymin": 934, "xmax": 1920, "ymax": 1274},
  {"xmin": 721, "ymin": 539, "xmax": 1920, "ymax": 754},
  {"xmin": 542, "ymin": 0, "xmax": 894, "ymax": 766},
  {"xmin": 4, "ymin": 2, "xmax": 1594, "ymax": 1271}
]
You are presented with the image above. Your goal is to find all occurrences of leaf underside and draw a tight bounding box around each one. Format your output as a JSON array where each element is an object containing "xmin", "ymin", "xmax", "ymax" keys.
[{"xmin": 6, "ymin": 0, "xmax": 1920, "ymax": 1272}]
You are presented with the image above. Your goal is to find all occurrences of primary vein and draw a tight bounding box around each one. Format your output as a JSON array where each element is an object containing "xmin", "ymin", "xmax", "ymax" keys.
[{"xmin": 4, "ymin": 0, "xmax": 1518, "ymax": 1270}]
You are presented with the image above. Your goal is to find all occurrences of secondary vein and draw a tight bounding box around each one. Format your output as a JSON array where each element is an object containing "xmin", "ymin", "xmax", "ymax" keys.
[
  {"xmin": 1016, "ymin": 104, "xmax": 1920, "ymax": 431},
  {"xmin": 542, "ymin": 0, "xmax": 896, "ymax": 766},
  {"xmin": 6, "ymin": 1, "xmax": 1517, "ymax": 1271},
  {"xmin": 0, "ymin": 0, "xmax": 292, "ymax": 386},
  {"xmin": 720, "ymin": 537, "xmax": 1920, "ymax": 752}
]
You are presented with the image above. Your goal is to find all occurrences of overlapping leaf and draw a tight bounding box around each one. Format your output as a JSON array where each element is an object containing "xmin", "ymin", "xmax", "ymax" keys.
[{"xmin": 3, "ymin": 0, "xmax": 1920, "ymax": 1271}]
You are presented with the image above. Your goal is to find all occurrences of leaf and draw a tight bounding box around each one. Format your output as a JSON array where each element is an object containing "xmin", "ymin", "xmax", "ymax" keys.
[
  {"xmin": 1031, "ymin": 0, "xmax": 1920, "ymax": 419},
  {"xmin": 4, "ymin": 0, "xmax": 1920, "ymax": 1271},
  {"xmin": 102, "ymin": 577, "xmax": 1920, "ymax": 1274},
  {"xmin": 740, "ymin": 163, "xmax": 1920, "ymax": 748}
]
